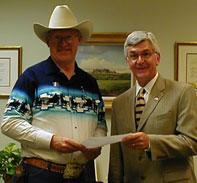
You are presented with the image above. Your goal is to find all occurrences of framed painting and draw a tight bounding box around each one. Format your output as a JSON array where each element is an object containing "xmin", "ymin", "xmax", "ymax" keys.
[
  {"xmin": 175, "ymin": 42, "xmax": 197, "ymax": 93},
  {"xmin": 76, "ymin": 32, "xmax": 131, "ymax": 109},
  {"xmin": 0, "ymin": 46, "xmax": 22, "ymax": 98}
]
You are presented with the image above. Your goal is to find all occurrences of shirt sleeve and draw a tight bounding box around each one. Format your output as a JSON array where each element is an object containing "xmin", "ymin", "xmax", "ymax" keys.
[{"xmin": 1, "ymin": 69, "xmax": 53, "ymax": 149}]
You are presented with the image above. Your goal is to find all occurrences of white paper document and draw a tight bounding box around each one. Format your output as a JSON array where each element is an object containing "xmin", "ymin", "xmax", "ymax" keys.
[{"xmin": 82, "ymin": 133, "xmax": 130, "ymax": 148}]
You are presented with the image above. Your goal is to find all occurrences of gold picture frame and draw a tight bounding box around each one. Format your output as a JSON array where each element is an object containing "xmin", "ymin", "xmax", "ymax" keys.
[
  {"xmin": 85, "ymin": 32, "xmax": 129, "ymax": 45},
  {"xmin": 0, "ymin": 46, "xmax": 22, "ymax": 98},
  {"xmin": 78, "ymin": 32, "xmax": 130, "ymax": 109},
  {"xmin": 175, "ymin": 42, "xmax": 197, "ymax": 91}
]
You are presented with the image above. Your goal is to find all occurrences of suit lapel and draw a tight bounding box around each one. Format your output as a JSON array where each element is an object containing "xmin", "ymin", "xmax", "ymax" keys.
[
  {"xmin": 126, "ymin": 87, "xmax": 136, "ymax": 131},
  {"xmin": 137, "ymin": 75, "xmax": 166, "ymax": 131}
]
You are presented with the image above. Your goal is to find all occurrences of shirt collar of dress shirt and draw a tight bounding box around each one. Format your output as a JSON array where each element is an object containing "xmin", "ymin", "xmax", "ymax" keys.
[{"xmin": 136, "ymin": 72, "xmax": 159, "ymax": 96}]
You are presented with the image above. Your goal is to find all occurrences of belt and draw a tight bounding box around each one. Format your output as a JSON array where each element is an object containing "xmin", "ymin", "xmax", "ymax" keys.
[
  {"xmin": 24, "ymin": 158, "xmax": 84, "ymax": 179},
  {"xmin": 24, "ymin": 158, "xmax": 65, "ymax": 174}
]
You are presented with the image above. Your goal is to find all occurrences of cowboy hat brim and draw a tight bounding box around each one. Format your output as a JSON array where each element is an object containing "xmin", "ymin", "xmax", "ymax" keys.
[{"xmin": 33, "ymin": 20, "xmax": 93, "ymax": 43}]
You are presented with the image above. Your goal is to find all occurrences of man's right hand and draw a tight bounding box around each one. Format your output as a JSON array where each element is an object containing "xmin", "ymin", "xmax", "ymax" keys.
[{"xmin": 50, "ymin": 135, "xmax": 86, "ymax": 153}]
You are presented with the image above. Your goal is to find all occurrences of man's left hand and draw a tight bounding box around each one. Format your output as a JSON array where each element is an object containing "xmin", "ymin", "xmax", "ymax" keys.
[{"xmin": 122, "ymin": 132, "xmax": 150, "ymax": 151}]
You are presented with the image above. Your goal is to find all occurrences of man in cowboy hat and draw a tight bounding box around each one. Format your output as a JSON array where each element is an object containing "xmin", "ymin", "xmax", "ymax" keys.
[{"xmin": 1, "ymin": 5, "xmax": 107, "ymax": 183}]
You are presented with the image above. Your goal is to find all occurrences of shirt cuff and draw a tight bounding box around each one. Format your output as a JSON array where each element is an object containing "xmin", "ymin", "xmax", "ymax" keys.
[{"xmin": 35, "ymin": 130, "xmax": 53, "ymax": 149}]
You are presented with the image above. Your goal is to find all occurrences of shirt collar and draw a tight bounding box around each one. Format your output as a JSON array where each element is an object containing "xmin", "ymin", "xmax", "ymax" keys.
[
  {"xmin": 43, "ymin": 57, "xmax": 59, "ymax": 75},
  {"xmin": 136, "ymin": 72, "xmax": 158, "ymax": 96},
  {"xmin": 44, "ymin": 56, "xmax": 80, "ymax": 76}
]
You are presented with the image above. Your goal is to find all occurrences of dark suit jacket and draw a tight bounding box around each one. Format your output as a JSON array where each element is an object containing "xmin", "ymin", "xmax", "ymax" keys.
[{"xmin": 108, "ymin": 75, "xmax": 197, "ymax": 183}]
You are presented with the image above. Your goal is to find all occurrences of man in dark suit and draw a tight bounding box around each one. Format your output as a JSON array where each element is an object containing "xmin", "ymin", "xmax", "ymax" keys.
[{"xmin": 108, "ymin": 31, "xmax": 197, "ymax": 183}]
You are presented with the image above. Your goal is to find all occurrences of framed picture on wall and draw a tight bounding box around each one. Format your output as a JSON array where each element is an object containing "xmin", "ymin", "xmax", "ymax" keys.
[
  {"xmin": 76, "ymin": 32, "xmax": 131, "ymax": 109},
  {"xmin": 0, "ymin": 46, "xmax": 22, "ymax": 98},
  {"xmin": 175, "ymin": 42, "xmax": 197, "ymax": 92}
]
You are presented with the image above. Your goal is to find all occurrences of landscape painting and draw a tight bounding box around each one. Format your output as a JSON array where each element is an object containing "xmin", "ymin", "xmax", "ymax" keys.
[{"xmin": 76, "ymin": 44, "xmax": 131, "ymax": 96}]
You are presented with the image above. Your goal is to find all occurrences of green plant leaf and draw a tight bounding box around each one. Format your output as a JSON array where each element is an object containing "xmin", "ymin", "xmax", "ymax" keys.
[{"xmin": 0, "ymin": 143, "xmax": 22, "ymax": 177}]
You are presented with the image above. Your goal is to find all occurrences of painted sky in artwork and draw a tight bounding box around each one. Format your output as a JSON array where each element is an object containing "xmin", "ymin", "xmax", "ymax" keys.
[{"xmin": 76, "ymin": 45, "xmax": 129, "ymax": 73}]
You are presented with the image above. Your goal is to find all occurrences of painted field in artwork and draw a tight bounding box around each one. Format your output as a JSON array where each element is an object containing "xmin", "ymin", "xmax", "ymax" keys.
[{"xmin": 91, "ymin": 73, "xmax": 130, "ymax": 96}]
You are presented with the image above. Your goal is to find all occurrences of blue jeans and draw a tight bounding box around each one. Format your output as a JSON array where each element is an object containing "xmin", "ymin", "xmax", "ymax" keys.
[{"xmin": 12, "ymin": 161, "xmax": 96, "ymax": 183}]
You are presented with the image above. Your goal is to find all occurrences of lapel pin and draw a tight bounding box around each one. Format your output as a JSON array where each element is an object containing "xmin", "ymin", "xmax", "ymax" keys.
[{"xmin": 154, "ymin": 97, "xmax": 159, "ymax": 101}]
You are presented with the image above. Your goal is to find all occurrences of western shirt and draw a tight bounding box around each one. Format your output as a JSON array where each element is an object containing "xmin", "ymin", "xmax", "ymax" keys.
[{"xmin": 2, "ymin": 57, "xmax": 107, "ymax": 164}]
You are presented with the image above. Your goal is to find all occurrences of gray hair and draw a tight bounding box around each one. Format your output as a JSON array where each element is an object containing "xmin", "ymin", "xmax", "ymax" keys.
[{"xmin": 124, "ymin": 31, "xmax": 160, "ymax": 57}]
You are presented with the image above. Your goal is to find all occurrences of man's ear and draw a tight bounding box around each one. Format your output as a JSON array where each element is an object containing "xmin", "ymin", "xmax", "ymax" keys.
[
  {"xmin": 46, "ymin": 38, "xmax": 50, "ymax": 47},
  {"xmin": 155, "ymin": 52, "xmax": 160, "ymax": 66},
  {"xmin": 78, "ymin": 35, "xmax": 83, "ymax": 45},
  {"xmin": 125, "ymin": 57, "xmax": 132, "ymax": 69}
]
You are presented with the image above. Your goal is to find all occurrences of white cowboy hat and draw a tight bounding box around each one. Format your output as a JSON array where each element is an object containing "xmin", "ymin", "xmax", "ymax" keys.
[{"xmin": 33, "ymin": 5, "xmax": 93, "ymax": 43}]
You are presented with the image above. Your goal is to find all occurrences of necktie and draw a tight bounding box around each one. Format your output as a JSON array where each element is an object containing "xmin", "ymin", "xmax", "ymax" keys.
[{"xmin": 135, "ymin": 88, "xmax": 146, "ymax": 128}]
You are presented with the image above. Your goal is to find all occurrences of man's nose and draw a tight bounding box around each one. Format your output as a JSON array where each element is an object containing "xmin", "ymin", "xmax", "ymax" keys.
[
  {"xmin": 61, "ymin": 38, "xmax": 69, "ymax": 45},
  {"xmin": 137, "ymin": 55, "xmax": 145, "ymax": 64}
]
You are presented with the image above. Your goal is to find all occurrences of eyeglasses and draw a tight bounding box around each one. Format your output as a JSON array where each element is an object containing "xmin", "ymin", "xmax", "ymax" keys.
[
  {"xmin": 127, "ymin": 50, "xmax": 156, "ymax": 63},
  {"xmin": 50, "ymin": 35, "xmax": 75, "ymax": 44}
]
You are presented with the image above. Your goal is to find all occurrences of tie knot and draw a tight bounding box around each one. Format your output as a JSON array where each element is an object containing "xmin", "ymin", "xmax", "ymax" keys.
[{"xmin": 138, "ymin": 88, "xmax": 146, "ymax": 97}]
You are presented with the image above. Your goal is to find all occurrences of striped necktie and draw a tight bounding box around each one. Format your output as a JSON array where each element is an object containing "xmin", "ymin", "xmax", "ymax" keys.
[{"xmin": 135, "ymin": 88, "xmax": 146, "ymax": 128}]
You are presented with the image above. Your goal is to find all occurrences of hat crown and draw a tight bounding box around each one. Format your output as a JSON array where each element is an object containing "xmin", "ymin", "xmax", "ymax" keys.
[
  {"xmin": 49, "ymin": 5, "xmax": 78, "ymax": 28},
  {"xmin": 33, "ymin": 4, "xmax": 93, "ymax": 43}
]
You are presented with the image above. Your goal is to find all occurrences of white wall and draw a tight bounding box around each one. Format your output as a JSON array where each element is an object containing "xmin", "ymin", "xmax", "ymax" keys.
[{"xmin": 0, "ymin": 0, "xmax": 197, "ymax": 182}]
